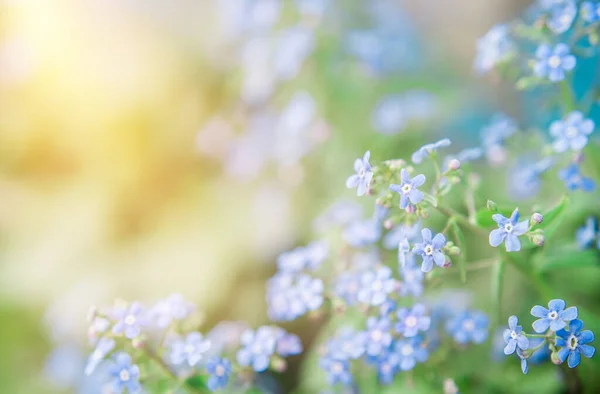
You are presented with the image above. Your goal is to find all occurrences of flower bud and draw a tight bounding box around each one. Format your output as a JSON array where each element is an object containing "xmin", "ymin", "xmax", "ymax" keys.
[
  {"xmin": 448, "ymin": 246, "xmax": 461, "ymax": 256},
  {"xmin": 448, "ymin": 159, "xmax": 461, "ymax": 171},
  {"xmin": 271, "ymin": 356, "xmax": 287, "ymax": 373},
  {"xmin": 406, "ymin": 205, "xmax": 416, "ymax": 214},
  {"xmin": 531, "ymin": 213, "xmax": 543, "ymax": 225},
  {"xmin": 486, "ymin": 200, "xmax": 498, "ymax": 212},
  {"xmin": 532, "ymin": 233, "xmax": 545, "ymax": 247},
  {"xmin": 551, "ymin": 351, "xmax": 563, "ymax": 365},
  {"xmin": 443, "ymin": 257, "xmax": 452, "ymax": 268},
  {"xmin": 131, "ymin": 337, "xmax": 144, "ymax": 349},
  {"xmin": 384, "ymin": 219, "xmax": 394, "ymax": 230}
]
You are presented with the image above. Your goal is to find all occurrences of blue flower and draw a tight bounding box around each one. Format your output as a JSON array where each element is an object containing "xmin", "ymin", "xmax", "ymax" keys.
[
  {"xmin": 576, "ymin": 216, "xmax": 598, "ymax": 249},
  {"xmin": 267, "ymin": 273, "xmax": 323, "ymax": 321},
  {"xmin": 169, "ymin": 332, "xmax": 211, "ymax": 367},
  {"xmin": 357, "ymin": 266, "xmax": 396, "ymax": 306},
  {"xmin": 413, "ymin": 228, "xmax": 447, "ymax": 272},
  {"xmin": 111, "ymin": 302, "xmax": 145, "ymax": 340},
  {"xmin": 517, "ymin": 348, "xmax": 529, "ymax": 374},
  {"xmin": 108, "ymin": 353, "xmax": 141, "ymax": 394},
  {"xmin": 277, "ymin": 241, "xmax": 329, "ymax": 273},
  {"xmin": 346, "ymin": 151, "xmax": 373, "ymax": 196},
  {"xmin": 343, "ymin": 218, "xmax": 381, "ymax": 247},
  {"xmin": 559, "ymin": 163, "xmax": 596, "ymax": 191},
  {"xmin": 326, "ymin": 327, "xmax": 367, "ymax": 360},
  {"xmin": 442, "ymin": 147, "xmax": 484, "ymax": 172},
  {"xmin": 376, "ymin": 351, "xmax": 400, "ymax": 384},
  {"xmin": 205, "ymin": 357, "xmax": 231, "ymax": 391},
  {"xmin": 383, "ymin": 220, "xmax": 422, "ymax": 250},
  {"xmin": 320, "ymin": 357, "xmax": 353, "ymax": 386},
  {"xmin": 531, "ymin": 299, "xmax": 578, "ymax": 333},
  {"xmin": 503, "ymin": 316, "xmax": 529, "ymax": 355},
  {"xmin": 481, "ymin": 113, "xmax": 518, "ymax": 166},
  {"xmin": 474, "ymin": 24, "xmax": 513, "ymax": 74},
  {"xmin": 533, "ymin": 43, "xmax": 576, "ymax": 82},
  {"xmin": 274, "ymin": 329, "xmax": 303, "ymax": 357},
  {"xmin": 148, "ymin": 293, "xmax": 195, "ymax": 329},
  {"xmin": 394, "ymin": 336, "xmax": 429, "ymax": 371},
  {"xmin": 489, "ymin": 208, "xmax": 529, "ymax": 252},
  {"xmin": 446, "ymin": 310, "xmax": 489, "ymax": 344},
  {"xmin": 395, "ymin": 304, "xmax": 431, "ymax": 337},
  {"xmin": 313, "ymin": 200, "xmax": 363, "ymax": 231},
  {"xmin": 236, "ymin": 326, "xmax": 277, "ymax": 372},
  {"xmin": 581, "ymin": 2, "xmax": 600, "ymax": 23},
  {"xmin": 389, "ymin": 169, "xmax": 426, "ymax": 210},
  {"xmin": 550, "ymin": 111, "xmax": 595, "ymax": 152},
  {"xmin": 334, "ymin": 271, "xmax": 362, "ymax": 305},
  {"xmin": 556, "ymin": 319, "xmax": 596, "ymax": 368},
  {"xmin": 371, "ymin": 92, "xmax": 437, "ymax": 135},
  {"xmin": 507, "ymin": 157, "xmax": 554, "ymax": 200},
  {"xmin": 546, "ymin": 0, "xmax": 576, "ymax": 34},
  {"xmin": 411, "ymin": 138, "xmax": 451, "ymax": 164},
  {"xmin": 365, "ymin": 316, "xmax": 394, "ymax": 358},
  {"xmin": 399, "ymin": 255, "xmax": 425, "ymax": 298},
  {"xmin": 85, "ymin": 337, "xmax": 115, "ymax": 375}
]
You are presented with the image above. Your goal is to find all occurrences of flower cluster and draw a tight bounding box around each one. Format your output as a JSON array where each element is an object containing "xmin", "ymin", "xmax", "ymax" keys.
[{"xmin": 503, "ymin": 299, "xmax": 595, "ymax": 373}]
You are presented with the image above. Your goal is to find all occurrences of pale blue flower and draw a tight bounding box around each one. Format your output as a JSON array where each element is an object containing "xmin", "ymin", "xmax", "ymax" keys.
[
  {"xmin": 267, "ymin": 273, "xmax": 323, "ymax": 321},
  {"xmin": 111, "ymin": 302, "xmax": 145, "ymax": 339},
  {"xmin": 85, "ymin": 337, "xmax": 115, "ymax": 375},
  {"xmin": 394, "ymin": 336, "xmax": 429, "ymax": 371},
  {"xmin": 376, "ymin": 351, "xmax": 400, "ymax": 384},
  {"xmin": 531, "ymin": 299, "xmax": 578, "ymax": 333},
  {"xmin": 489, "ymin": 208, "xmax": 529, "ymax": 252},
  {"xmin": 556, "ymin": 319, "xmax": 596, "ymax": 368},
  {"xmin": 108, "ymin": 353, "xmax": 141, "ymax": 394},
  {"xmin": 503, "ymin": 316, "xmax": 529, "ymax": 355},
  {"xmin": 446, "ymin": 310, "xmax": 489, "ymax": 344},
  {"xmin": 343, "ymin": 219, "xmax": 381, "ymax": 247},
  {"xmin": 236, "ymin": 326, "xmax": 278, "ymax": 372},
  {"xmin": 326, "ymin": 327, "xmax": 367, "ymax": 360},
  {"xmin": 413, "ymin": 228, "xmax": 447, "ymax": 272},
  {"xmin": 389, "ymin": 169, "xmax": 426, "ymax": 210},
  {"xmin": 274, "ymin": 329, "xmax": 303, "ymax": 357},
  {"xmin": 365, "ymin": 316, "xmax": 394, "ymax": 357},
  {"xmin": 334, "ymin": 271, "xmax": 362, "ymax": 305},
  {"xmin": 546, "ymin": 0, "xmax": 576, "ymax": 34},
  {"xmin": 474, "ymin": 24, "xmax": 513, "ymax": 74},
  {"xmin": 576, "ymin": 216, "xmax": 598, "ymax": 249},
  {"xmin": 411, "ymin": 138, "xmax": 451, "ymax": 164},
  {"xmin": 357, "ymin": 266, "xmax": 396, "ymax": 306},
  {"xmin": 169, "ymin": 332, "xmax": 211, "ymax": 367},
  {"xmin": 383, "ymin": 220, "xmax": 422, "ymax": 250},
  {"xmin": 581, "ymin": 2, "xmax": 600, "ymax": 23},
  {"xmin": 533, "ymin": 43, "xmax": 576, "ymax": 82},
  {"xmin": 550, "ymin": 111, "xmax": 595, "ymax": 152},
  {"xmin": 508, "ymin": 157, "xmax": 554, "ymax": 200},
  {"xmin": 346, "ymin": 151, "xmax": 373, "ymax": 196},
  {"xmin": 399, "ymin": 255, "xmax": 425, "ymax": 298},
  {"xmin": 206, "ymin": 357, "xmax": 231, "ymax": 391},
  {"xmin": 320, "ymin": 357, "xmax": 352, "ymax": 385},
  {"xmin": 559, "ymin": 163, "xmax": 596, "ymax": 191},
  {"xmin": 395, "ymin": 304, "xmax": 431, "ymax": 337}
]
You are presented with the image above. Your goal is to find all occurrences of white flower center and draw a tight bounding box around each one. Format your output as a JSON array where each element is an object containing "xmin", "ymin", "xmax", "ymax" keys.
[
  {"xmin": 424, "ymin": 245, "xmax": 434, "ymax": 256},
  {"xmin": 359, "ymin": 168, "xmax": 365, "ymax": 178},
  {"xmin": 565, "ymin": 126, "xmax": 578, "ymax": 138},
  {"xmin": 252, "ymin": 343, "xmax": 263, "ymax": 353},
  {"xmin": 462, "ymin": 319, "xmax": 475, "ymax": 332},
  {"xmin": 548, "ymin": 311, "xmax": 558, "ymax": 320},
  {"xmin": 332, "ymin": 362, "xmax": 343, "ymax": 373},
  {"xmin": 120, "ymin": 369, "xmax": 130, "ymax": 382},
  {"xmin": 402, "ymin": 183, "xmax": 412, "ymax": 194},
  {"xmin": 510, "ymin": 331, "xmax": 519, "ymax": 340},
  {"xmin": 548, "ymin": 55, "xmax": 561, "ymax": 68},
  {"xmin": 401, "ymin": 344, "xmax": 413, "ymax": 356},
  {"xmin": 504, "ymin": 224, "xmax": 513, "ymax": 233},
  {"xmin": 568, "ymin": 335, "xmax": 578, "ymax": 350},
  {"xmin": 371, "ymin": 330, "xmax": 383, "ymax": 341},
  {"xmin": 215, "ymin": 365, "xmax": 225, "ymax": 376},
  {"xmin": 405, "ymin": 316, "xmax": 418, "ymax": 328},
  {"xmin": 124, "ymin": 315, "xmax": 136, "ymax": 325},
  {"xmin": 381, "ymin": 363, "xmax": 391, "ymax": 373}
]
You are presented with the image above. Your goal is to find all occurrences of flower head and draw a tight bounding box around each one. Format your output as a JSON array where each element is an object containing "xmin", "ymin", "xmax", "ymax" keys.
[
  {"xmin": 334, "ymin": 271, "xmax": 363, "ymax": 305},
  {"xmin": 365, "ymin": 316, "xmax": 394, "ymax": 358},
  {"xmin": 576, "ymin": 216, "xmax": 598, "ymax": 249},
  {"xmin": 326, "ymin": 327, "xmax": 367, "ymax": 360},
  {"xmin": 489, "ymin": 208, "xmax": 529, "ymax": 252},
  {"xmin": 395, "ymin": 304, "xmax": 431, "ymax": 337},
  {"xmin": 205, "ymin": 357, "xmax": 231, "ymax": 391},
  {"xmin": 108, "ymin": 353, "xmax": 141, "ymax": 394},
  {"xmin": 550, "ymin": 111, "xmax": 595, "ymax": 152},
  {"xmin": 531, "ymin": 299, "xmax": 578, "ymax": 333},
  {"xmin": 346, "ymin": 151, "xmax": 373, "ymax": 196},
  {"xmin": 446, "ymin": 310, "xmax": 489, "ymax": 344},
  {"xmin": 267, "ymin": 273, "xmax": 323, "ymax": 321},
  {"xmin": 533, "ymin": 43, "xmax": 576, "ymax": 82},
  {"xmin": 357, "ymin": 266, "xmax": 396, "ymax": 306},
  {"xmin": 169, "ymin": 332, "xmax": 211, "ymax": 367},
  {"xmin": 581, "ymin": 1, "xmax": 600, "ymax": 23},
  {"xmin": 148, "ymin": 293, "xmax": 195, "ymax": 330},
  {"xmin": 411, "ymin": 138, "xmax": 451, "ymax": 164},
  {"xmin": 413, "ymin": 228, "xmax": 448, "ymax": 272},
  {"xmin": 474, "ymin": 24, "xmax": 513, "ymax": 74},
  {"xmin": 556, "ymin": 319, "xmax": 596, "ymax": 368},
  {"xmin": 376, "ymin": 351, "xmax": 400, "ymax": 384},
  {"xmin": 545, "ymin": 0, "xmax": 576, "ymax": 33},
  {"xmin": 273, "ymin": 329, "xmax": 303, "ymax": 357},
  {"xmin": 111, "ymin": 302, "xmax": 145, "ymax": 340},
  {"xmin": 559, "ymin": 163, "xmax": 596, "ymax": 192},
  {"xmin": 320, "ymin": 357, "xmax": 352, "ymax": 386},
  {"xmin": 394, "ymin": 336, "xmax": 429, "ymax": 371},
  {"xmin": 389, "ymin": 169, "xmax": 426, "ymax": 210},
  {"xmin": 236, "ymin": 326, "xmax": 278, "ymax": 372},
  {"xmin": 503, "ymin": 315, "xmax": 529, "ymax": 355}
]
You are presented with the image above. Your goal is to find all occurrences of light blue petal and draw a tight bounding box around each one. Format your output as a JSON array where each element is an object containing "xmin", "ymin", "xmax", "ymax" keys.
[
  {"xmin": 357, "ymin": 180, "xmax": 368, "ymax": 196},
  {"xmin": 504, "ymin": 340, "xmax": 517, "ymax": 355},
  {"xmin": 433, "ymin": 251, "xmax": 445, "ymax": 267},
  {"xmin": 505, "ymin": 234, "xmax": 521, "ymax": 252},
  {"xmin": 531, "ymin": 305, "xmax": 548, "ymax": 318},
  {"xmin": 561, "ymin": 307, "xmax": 578, "ymax": 322},
  {"xmin": 432, "ymin": 233, "xmax": 447, "ymax": 249},
  {"xmin": 517, "ymin": 335, "xmax": 529, "ymax": 350},
  {"xmin": 421, "ymin": 257, "xmax": 434, "ymax": 273},
  {"xmin": 557, "ymin": 347, "xmax": 570, "ymax": 363},
  {"xmin": 552, "ymin": 138, "xmax": 569, "ymax": 153},
  {"xmin": 567, "ymin": 350, "xmax": 581, "ymax": 368},
  {"xmin": 512, "ymin": 220, "xmax": 529, "ymax": 236},
  {"xmin": 550, "ymin": 319, "xmax": 567, "ymax": 332},
  {"xmin": 549, "ymin": 299, "xmax": 566, "ymax": 312},
  {"xmin": 579, "ymin": 330, "xmax": 594, "ymax": 344},
  {"xmin": 421, "ymin": 228, "xmax": 432, "ymax": 243},
  {"xmin": 570, "ymin": 135, "xmax": 588, "ymax": 151},
  {"xmin": 346, "ymin": 174, "xmax": 360, "ymax": 188},
  {"xmin": 508, "ymin": 315, "xmax": 518, "ymax": 329},
  {"xmin": 579, "ymin": 345, "xmax": 595, "ymax": 358},
  {"xmin": 562, "ymin": 55, "xmax": 576, "ymax": 71},
  {"xmin": 411, "ymin": 174, "xmax": 426, "ymax": 187},
  {"xmin": 408, "ymin": 189, "xmax": 424, "ymax": 204},
  {"xmin": 532, "ymin": 318, "xmax": 550, "ymax": 333},
  {"xmin": 489, "ymin": 229, "xmax": 506, "ymax": 247}
]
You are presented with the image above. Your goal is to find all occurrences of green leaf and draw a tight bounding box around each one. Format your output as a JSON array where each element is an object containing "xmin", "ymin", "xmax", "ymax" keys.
[
  {"xmin": 535, "ymin": 248, "xmax": 599, "ymax": 272},
  {"xmin": 451, "ymin": 221, "xmax": 467, "ymax": 283},
  {"xmin": 185, "ymin": 375, "xmax": 208, "ymax": 391},
  {"xmin": 538, "ymin": 196, "xmax": 569, "ymax": 238},
  {"xmin": 475, "ymin": 207, "xmax": 514, "ymax": 228}
]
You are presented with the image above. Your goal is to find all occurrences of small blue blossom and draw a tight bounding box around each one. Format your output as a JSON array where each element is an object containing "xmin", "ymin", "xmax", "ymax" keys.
[
  {"xmin": 446, "ymin": 310, "xmax": 489, "ymax": 344},
  {"xmin": 503, "ymin": 315, "xmax": 529, "ymax": 355},
  {"xmin": 313, "ymin": 200, "xmax": 363, "ymax": 232},
  {"xmin": 148, "ymin": 293, "xmax": 195, "ymax": 330},
  {"xmin": 343, "ymin": 218, "xmax": 381, "ymax": 247},
  {"xmin": 277, "ymin": 241, "xmax": 329, "ymax": 273},
  {"xmin": 559, "ymin": 163, "xmax": 596, "ymax": 191},
  {"xmin": 576, "ymin": 216, "xmax": 598, "ymax": 249},
  {"xmin": 394, "ymin": 336, "xmax": 429, "ymax": 371},
  {"xmin": 236, "ymin": 326, "xmax": 277, "ymax": 372},
  {"xmin": 399, "ymin": 255, "xmax": 425, "ymax": 298},
  {"xmin": 334, "ymin": 271, "xmax": 362, "ymax": 305},
  {"xmin": 267, "ymin": 273, "xmax": 323, "ymax": 321},
  {"xmin": 533, "ymin": 43, "xmax": 576, "ymax": 82},
  {"xmin": 357, "ymin": 266, "xmax": 396, "ymax": 306},
  {"xmin": 371, "ymin": 92, "xmax": 437, "ymax": 135},
  {"xmin": 376, "ymin": 351, "xmax": 400, "ymax": 384},
  {"xmin": 379, "ymin": 299, "xmax": 398, "ymax": 318},
  {"xmin": 550, "ymin": 111, "xmax": 595, "ymax": 152},
  {"xmin": 508, "ymin": 157, "xmax": 554, "ymax": 200},
  {"xmin": 320, "ymin": 357, "xmax": 352, "ymax": 386},
  {"xmin": 531, "ymin": 299, "xmax": 578, "ymax": 333},
  {"xmin": 205, "ymin": 357, "xmax": 231, "ymax": 392},
  {"xmin": 169, "ymin": 332, "xmax": 211, "ymax": 367},
  {"xmin": 274, "ymin": 329, "xmax": 303, "ymax": 357},
  {"xmin": 413, "ymin": 228, "xmax": 447, "ymax": 272},
  {"xmin": 365, "ymin": 316, "xmax": 394, "ymax": 358},
  {"xmin": 108, "ymin": 353, "xmax": 141, "ymax": 394},
  {"xmin": 581, "ymin": 1, "xmax": 600, "ymax": 23},
  {"xmin": 346, "ymin": 151, "xmax": 374, "ymax": 196},
  {"xmin": 556, "ymin": 319, "xmax": 596, "ymax": 368},
  {"xmin": 383, "ymin": 220, "xmax": 422, "ymax": 250},
  {"xmin": 111, "ymin": 302, "xmax": 145, "ymax": 340},
  {"xmin": 389, "ymin": 169, "xmax": 426, "ymax": 210},
  {"xmin": 327, "ymin": 327, "xmax": 367, "ymax": 360},
  {"xmin": 411, "ymin": 138, "xmax": 451, "ymax": 164},
  {"xmin": 85, "ymin": 337, "xmax": 115, "ymax": 376},
  {"xmin": 545, "ymin": 0, "xmax": 577, "ymax": 34},
  {"xmin": 474, "ymin": 24, "xmax": 513, "ymax": 74},
  {"xmin": 395, "ymin": 304, "xmax": 431, "ymax": 337},
  {"xmin": 481, "ymin": 113, "xmax": 518, "ymax": 166},
  {"xmin": 489, "ymin": 208, "xmax": 529, "ymax": 252}
]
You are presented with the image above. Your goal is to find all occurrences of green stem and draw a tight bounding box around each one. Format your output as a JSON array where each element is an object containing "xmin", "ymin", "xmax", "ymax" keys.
[
  {"xmin": 523, "ymin": 333, "xmax": 548, "ymax": 339},
  {"xmin": 141, "ymin": 345, "xmax": 205, "ymax": 394},
  {"xmin": 491, "ymin": 259, "xmax": 505, "ymax": 325},
  {"xmin": 435, "ymin": 206, "xmax": 488, "ymax": 238},
  {"xmin": 560, "ymin": 80, "xmax": 576, "ymax": 112}
]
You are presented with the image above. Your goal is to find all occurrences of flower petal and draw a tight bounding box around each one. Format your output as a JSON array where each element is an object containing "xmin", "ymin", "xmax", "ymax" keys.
[
  {"xmin": 433, "ymin": 251, "xmax": 445, "ymax": 267},
  {"xmin": 517, "ymin": 335, "xmax": 529, "ymax": 350},
  {"xmin": 505, "ymin": 234, "xmax": 521, "ymax": 252},
  {"xmin": 421, "ymin": 257, "xmax": 434, "ymax": 273},
  {"xmin": 579, "ymin": 344, "xmax": 595, "ymax": 358},
  {"xmin": 550, "ymin": 319, "xmax": 567, "ymax": 332},
  {"xmin": 557, "ymin": 347, "xmax": 570, "ymax": 363},
  {"xmin": 400, "ymin": 168, "xmax": 410, "ymax": 183},
  {"xmin": 346, "ymin": 174, "xmax": 360, "ymax": 188},
  {"xmin": 567, "ymin": 350, "xmax": 581, "ymax": 368},
  {"xmin": 421, "ymin": 228, "xmax": 432, "ymax": 243},
  {"xmin": 548, "ymin": 299, "xmax": 566, "ymax": 312},
  {"xmin": 579, "ymin": 330, "xmax": 594, "ymax": 345},
  {"xmin": 561, "ymin": 307, "xmax": 578, "ymax": 322},
  {"xmin": 432, "ymin": 233, "xmax": 447, "ymax": 249},
  {"xmin": 508, "ymin": 315, "xmax": 518, "ymax": 330},
  {"xmin": 411, "ymin": 174, "xmax": 426, "ymax": 187},
  {"xmin": 489, "ymin": 229, "xmax": 506, "ymax": 247},
  {"xmin": 504, "ymin": 340, "xmax": 517, "ymax": 355},
  {"xmin": 408, "ymin": 189, "xmax": 424, "ymax": 204},
  {"xmin": 512, "ymin": 220, "xmax": 529, "ymax": 236},
  {"xmin": 532, "ymin": 318, "xmax": 550, "ymax": 333},
  {"xmin": 531, "ymin": 305, "xmax": 548, "ymax": 318}
]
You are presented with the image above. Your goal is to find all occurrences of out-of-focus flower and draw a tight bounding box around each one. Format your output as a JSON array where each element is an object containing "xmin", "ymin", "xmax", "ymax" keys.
[
  {"xmin": 313, "ymin": 200, "xmax": 363, "ymax": 231},
  {"xmin": 576, "ymin": 217, "xmax": 598, "ymax": 249},
  {"xmin": 413, "ymin": 228, "xmax": 448, "ymax": 272},
  {"xmin": 394, "ymin": 336, "xmax": 429, "ymax": 371},
  {"xmin": 343, "ymin": 218, "xmax": 381, "ymax": 247},
  {"xmin": 376, "ymin": 351, "xmax": 400, "ymax": 384},
  {"xmin": 371, "ymin": 91, "xmax": 437, "ymax": 135},
  {"xmin": 481, "ymin": 113, "xmax": 517, "ymax": 166},
  {"xmin": 346, "ymin": 151, "xmax": 373, "ymax": 196},
  {"xmin": 581, "ymin": 2, "xmax": 600, "ymax": 23},
  {"xmin": 550, "ymin": 111, "xmax": 595, "ymax": 152},
  {"xmin": 489, "ymin": 208, "xmax": 529, "ymax": 252},
  {"xmin": 389, "ymin": 169, "xmax": 426, "ymax": 210},
  {"xmin": 383, "ymin": 220, "xmax": 422, "ymax": 250},
  {"xmin": 357, "ymin": 266, "xmax": 396, "ymax": 306},
  {"xmin": 411, "ymin": 139, "xmax": 451, "ymax": 164},
  {"xmin": 85, "ymin": 337, "xmax": 115, "ymax": 375},
  {"xmin": 326, "ymin": 328, "xmax": 367, "ymax": 360},
  {"xmin": 277, "ymin": 240, "xmax": 329, "ymax": 273},
  {"xmin": 395, "ymin": 304, "xmax": 431, "ymax": 337},
  {"xmin": 399, "ymin": 255, "xmax": 425, "ymax": 298},
  {"xmin": 334, "ymin": 271, "xmax": 363, "ymax": 305},
  {"xmin": 474, "ymin": 24, "xmax": 514, "ymax": 74},
  {"xmin": 320, "ymin": 357, "xmax": 353, "ymax": 385},
  {"xmin": 545, "ymin": 0, "xmax": 577, "ymax": 34},
  {"xmin": 274, "ymin": 330, "xmax": 303, "ymax": 357},
  {"xmin": 169, "ymin": 332, "xmax": 211, "ymax": 367},
  {"xmin": 556, "ymin": 319, "xmax": 596, "ymax": 368},
  {"xmin": 206, "ymin": 357, "xmax": 232, "ymax": 391},
  {"xmin": 503, "ymin": 316, "xmax": 529, "ymax": 355},
  {"xmin": 533, "ymin": 43, "xmax": 576, "ymax": 82},
  {"xmin": 507, "ymin": 157, "xmax": 554, "ymax": 200},
  {"xmin": 531, "ymin": 299, "xmax": 578, "ymax": 332},
  {"xmin": 267, "ymin": 273, "xmax": 324, "ymax": 321},
  {"xmin": 365, "ymin": 316, "xmax": 394, "ymax": 357},
  {"xmin": 236, "ymin": 327, "xmax": 278, "ymax": 372},
  {"xmin": 108, "ymin": 353, "xmax": 141, "ymax": 394},
  {"xmin": 111, "ymin": 302, "xmax": 145, "ymax": 340},
  {"xmin": 446, "ymin": 310, "xmax": 489, "ymax": 344},
  {"xmin": 558, "ymin": 163, "xmax": 596, "ymax": 191},
  {"xmin": 148, "ymin": 293, "xmax": 195, "ymax": 330}
]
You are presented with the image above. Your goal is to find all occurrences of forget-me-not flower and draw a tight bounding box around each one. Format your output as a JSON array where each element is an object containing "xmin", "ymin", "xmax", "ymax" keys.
[
  {"xmin": 446, "ymin": 310, "xmax": 489, "ymax": 344},
  {"xmin": 169, "ymin": 332, "xmax": 211, "ymax": 367},
  {"xmin": 399, "ymin": 255, "xmax": 425, "ymax": 298},
  {"xmin": 383, "ymin": 220, "xmax": 422, "ymax": 250},
  {"xmin": 389, "ymin": 169, "xmax": 426, "ymax": 210},
  {"xmin": 581, "ymin": 1, "xmax": 600, "ymax": 23},
  {"xmin": 205, "ymin": 357, "xmax": 231, "ymax": 391},
  {"xmin": 474, "ymin": 24, "xmax": 513, "ymax": 74},
  {"xmin": 550, "ymin": 111, "xmax": 595, "ymax": 152},
  {"xmin": 327, "ymin": 327, "xmax": 367, "ymax": 360},
  {"xmin": 357, "ymin": 266, "xmax": 396, "ymax": 306},
  {"xmin": 395, "ymin": 304, "xmax": 431, "ymax": 337},
  {"xmin": 556, "ymin": 319, "xmax": 596, "ymax": 368},
  {"xmin": 334, "ymin": 271, "xmax": 363, "ymax": 305},
  {"xmin": 346, "ymin": 151, "xmax": 373, "ymax": 196},
  {"xmin": 411, "ymin": 138, "xmax": 451, "ymax": 164},
  {"xmin": 413, "ymin": 228, "xmax": 447, "ymax": 272},
  {"xmin": 274, "ymin": 330, "xmax": 303, "ymax": 357},
  {"xmin": 111, "ymin": 302, "xmax": 145, "ymax": 339},
  {"xmin": 236, "ymin": 326, "xmax": 277, "ymax": 372},
  {"xmin": 365, "ymin": 316, "xmax": 394, "ymax": 357},
  {"xmin": 394, "ymin": 336, "xmax": 429, "ymax": 371},
  {"xmin": 533, "ymin": 43, "xmax": 576, "ymax": 82},
  {"xmin": 108, "ymin": 353, "xmax": 141, "ymax": 394},
  {"xmin": 85, "ymin": 337, "xmax": 115, "ymax": 376},
  {"xmin": 546, "ymin": 0, "xmax": 577, "ymax": 34},
  {"xmin": 559, "ymin": 163, "xmax": 596, "ymax": 191},
  {"xmin": 576, "ymin": 216, "xmax": 598, "ymax": 249},
  {"xmin": 320, "ymin": 357, "xmax": 353, "ymax": 385},
  {"xmin": 503, "ymin": 315, "xmax": 529, "ymax": 355},
  {"xmin": 531, "ymin": 299, "xmax": 578, "ymax": 333},
  {"xmin": 376, "ymin": 351, "xmax": 400, "ymax": 384},
  {"xmin": 489, "ymin": 208, "xmax": 529, "ymax": 252}
]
